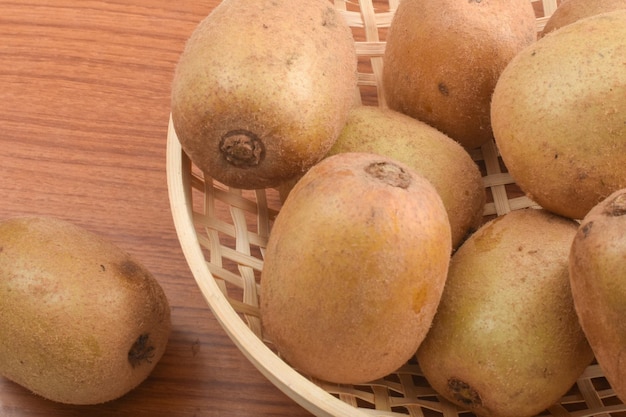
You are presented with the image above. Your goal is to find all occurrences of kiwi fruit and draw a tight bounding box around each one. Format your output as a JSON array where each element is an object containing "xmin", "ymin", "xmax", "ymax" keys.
[
  {"xmin": 541, "ymin": 0, "xmax": 626, "ymax": 37},
  {"xmin": 325, "ymin": 105, "xmax": 485, "ymax": 249},
  {"xmin": 491, "ymin": 10, "xmax": 626, "ymax": 220},
  {"xmin": 171, "ymin": 0, "xmax": 358, "ymax": 189},
  {"xmin": 382, "ymin": 0, "xmax": 536, "ymax": 149},
  {"xmin": 569, "ymin": 188, "xmax": 626, "ymax": 403},
  {"xmin": 0, "ymin": 216, "xmax": 171, "ymax": 404},
  {"xmin": 260, "ymin": 152, "xmax": 451, "ymax": 384},
  {"xmin": 417, "ymin": 209, "xmax": 594, "ymax": 417}
]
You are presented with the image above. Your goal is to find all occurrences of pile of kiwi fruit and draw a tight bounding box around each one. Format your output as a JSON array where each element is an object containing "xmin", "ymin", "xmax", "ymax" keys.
[
  {"xmin": 168, "ymin": 0, "xmax": 626, "ymax": 416},
  {"xmin": 4, "ymin": 0, "xmax": 623, "ymax": 413}
]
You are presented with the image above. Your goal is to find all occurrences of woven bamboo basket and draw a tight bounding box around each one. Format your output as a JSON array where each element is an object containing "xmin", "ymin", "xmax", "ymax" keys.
[{"xmin": 166, "ymin": 1, "xmax": 626, "ymax": 416}]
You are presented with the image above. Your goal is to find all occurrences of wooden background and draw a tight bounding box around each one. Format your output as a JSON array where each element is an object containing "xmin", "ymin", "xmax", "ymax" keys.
[{"xmin": 0, "ymin": 1, "xmax": 313, "ymax": 416}]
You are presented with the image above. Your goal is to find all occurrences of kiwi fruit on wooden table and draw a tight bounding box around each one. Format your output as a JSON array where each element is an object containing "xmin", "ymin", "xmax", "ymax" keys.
[
  {"xmin": 382, "ymin": 0, "xmax": 536, "ymax": 150},
  {"xmin": 325, "ymin": 105, "xmax": 485, "ymax": 249},
  {"xmin": 569, "ymin": 188, "xmax": 626, "ymax": 403},
  {"xmin": 260, "ymin": 152, "xmax": 451, "ymax": 385},
  {"xmin": 491, "ymin": 10, "xmax": 626, "ymax": 220},
  {"xmin": 541, "ymin": 0, "xmax": 626, "ymax": 37},
  {"xmin": 0, "ymin": 216, "xmax": 171, "ymax": 405},
  {"xmin": 171, "ymin": 0, "xmax": 358, "ymax": 189},
  {"xmin": 417, "ymin": 208, "xmax": 593, "ymax": 417}
]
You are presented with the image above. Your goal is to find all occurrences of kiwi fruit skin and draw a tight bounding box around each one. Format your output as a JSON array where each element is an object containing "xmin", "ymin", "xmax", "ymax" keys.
[
  {"xmin": 491, "ymin": 10, "xmax": 626, "ymax": 220},
  {"xmin": 261, "ymin": 152, "xmax": 451, "ymax": 384},
  {"xmin": 325, "ymin": 105, "xmax": 485, "ymax": 249},
  {"xmin": 171, "ymin": 0, "xmax": 357, "ymax": 189},
  {"xmin": 382, "ymin": 0, "xmax": 536, "ymax": 150},
  {"xmin": 417, "ymin": 209, "xmax": 594, "ymax": 417},
  {"xmin": 0, "ymin": 216, "xmax": 171, "ymax": 405},
  {"xmin": 541, "ymin": 0, "xmax": 626, "ymax": 37},
  {"xmin": 569, "ymin": 188, "xmax": 626, "ymax": 402}
]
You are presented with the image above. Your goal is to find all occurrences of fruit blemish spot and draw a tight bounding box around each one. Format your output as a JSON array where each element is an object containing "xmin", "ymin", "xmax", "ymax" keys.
[
  {"xmin": 128, "ymin": 333, "xmax": 156, "ymax": 368},
  {"xmin": 581, "ymin": 221, "xmax": 594, "ymax": 238},
  {"xmin": 365, "ymin": 161, "xmax": 411, "ymax": 189},
  {"xmin": 220, "ymin": 130, "xmax": 264, "ymax": 168},
  {"xmin": 117, "ymin": 259, "xmax": 147, "ymax": 282},
  {"xmin": 607, "ymin": 193, "xmax": 626, "ymax": 216},
  {"xmin": 448, "ymin": 378, "xmax": 482, "ymax": 407},
  {"xmin": 321, "ymin": 7, "xmax": 337, "ymax": 27},
  {"xmin": 438, "ymin": 82, "xmax": 449, "ymax": 96}
]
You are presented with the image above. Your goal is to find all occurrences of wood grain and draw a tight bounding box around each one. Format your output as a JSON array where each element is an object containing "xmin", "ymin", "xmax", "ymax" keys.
[{"xmin": 0, "ymin": 1, "xmax": 313, "ymax": 416}]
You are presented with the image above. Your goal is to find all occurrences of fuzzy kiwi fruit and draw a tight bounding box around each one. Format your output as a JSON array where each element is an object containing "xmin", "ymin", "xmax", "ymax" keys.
[
  {"xmin": 171, "ymin": 0, "xmax": 358, "ymax": 189},
  {"xmin": 325, "ymin": 105, "xmax": 485, "ymax": 249},
  {"xmin": 491, "ymin": 10, "xmax": 626, "ymax": 220},
  {"xmin": 569, "ymin": 188, "xmax": 626, "ymax": 403},
  {"xmin": 0, "ymin": 216, "xmax": 171, "ymax": 405},
  {"xmin": 261, "ymin": 152, "xmax": 451, "ymax": 384},
  {"xmin": 541, "ymin": 0, "xmax": 626, "ymax": 37},
  {"xmin": 382, "ymin": 0, "xmax": 536, "ymax": 149},
  {"xmin": 417, "ymin": 209, "xmax": 594, "ymax": 417}
]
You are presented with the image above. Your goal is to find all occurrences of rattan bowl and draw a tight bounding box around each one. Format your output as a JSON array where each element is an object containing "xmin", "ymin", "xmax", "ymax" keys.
[{"xmin": 166, "ymin": 1, "xmax": 626, "ymax": 416}]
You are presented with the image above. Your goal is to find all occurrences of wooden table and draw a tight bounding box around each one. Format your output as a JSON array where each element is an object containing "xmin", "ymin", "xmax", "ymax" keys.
[{"xmin": 0, "ymin": 1, "xmax": 313, "ymax": 416}]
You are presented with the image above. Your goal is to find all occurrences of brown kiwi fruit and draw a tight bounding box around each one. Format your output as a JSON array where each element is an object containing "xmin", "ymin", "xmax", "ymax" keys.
[
  {"xmin": 417, "ymin": 209, "xmax": 594, "ymax": 417},
  {"xmin": 0, "ymin": 216, "xmax": 171, "ymax": 404},
  {"xmin": 491, "ymin": 10, "xmax": 626, "ymax": 220},
  {"xmin": 325, "ymin": 105, "xmax": 485, "ymax": 249},
  {"xmin": 171, "ymin": 0, "xmax": 358, "ymax": 189},
  {"xmin": 261, "ymin": 152, "xmax": 451, "ymax": 384},
  {"xmin": 569, "ymin": 188, "xmax": 626, "ymax": 403},
  {"xmin": 382, "ymin": 0, "xmax": 537, "ymax": 149}
]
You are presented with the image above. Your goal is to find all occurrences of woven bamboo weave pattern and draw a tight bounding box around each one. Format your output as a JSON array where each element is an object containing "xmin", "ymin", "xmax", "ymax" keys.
[{"xmin": 166, "ymin": 1, "xmax": 626, "ymax": 415}]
